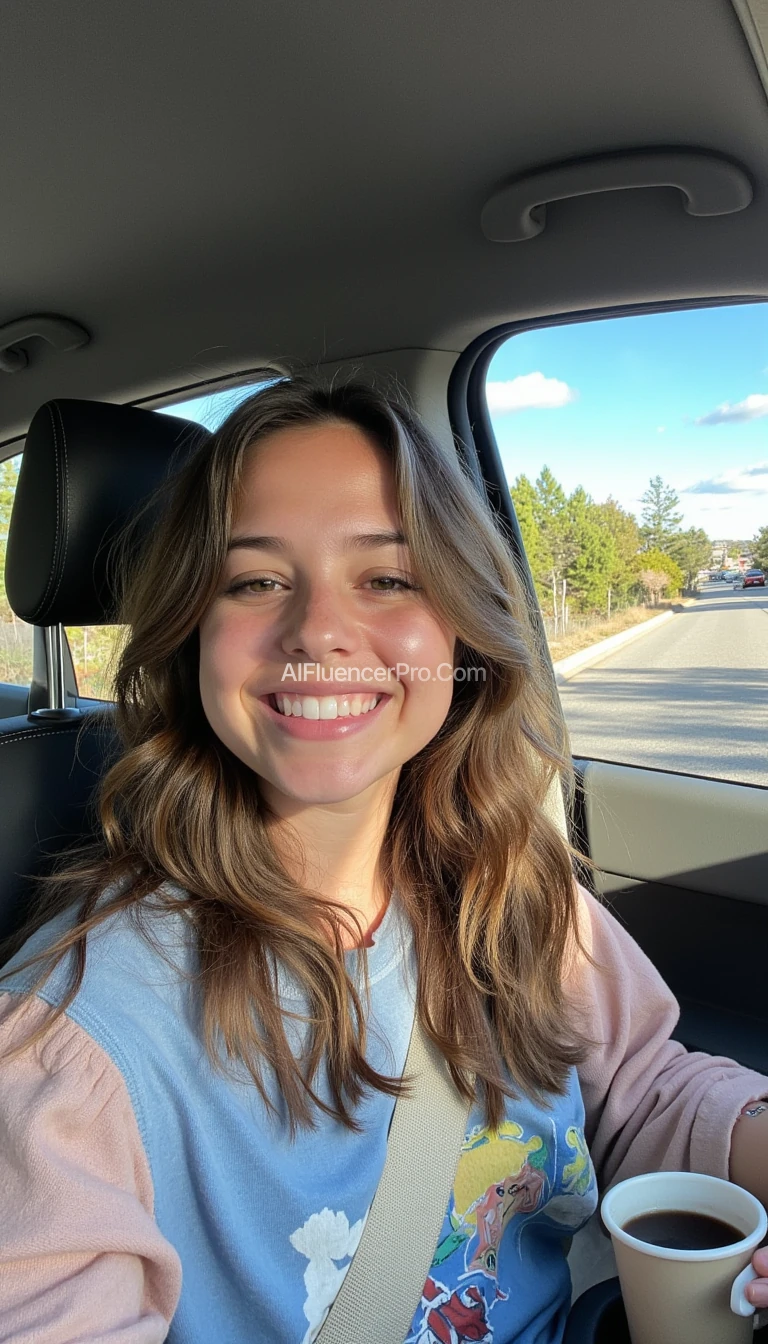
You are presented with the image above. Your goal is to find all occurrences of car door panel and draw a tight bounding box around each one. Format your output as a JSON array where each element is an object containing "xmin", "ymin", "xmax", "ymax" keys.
[
  {"xmin": 0, "ymin": 682, "xmax": 28, "ymax": 718},
  {"xmin": 576, "ymin": 759, "xmax": 768, "ymax": 1073}
]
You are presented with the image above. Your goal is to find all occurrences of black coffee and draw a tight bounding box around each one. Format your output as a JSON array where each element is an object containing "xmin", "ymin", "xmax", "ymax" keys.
[{"xmin": 623, "ymin": 1210, "xmax": 743, "ymax": 1251}]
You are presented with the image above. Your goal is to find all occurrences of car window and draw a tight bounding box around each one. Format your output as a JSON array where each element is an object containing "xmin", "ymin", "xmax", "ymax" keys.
[
  {"xmin": 70, "ymin": 379, "xmax": 271, "ymax": 701},
  {"xmin": 156, "ymin": 379, "xmax": 273, "ymax": 430},
  {"xmin": 0, "ymin": 453, "xmax": 33, "ymax": 688},
  {"xmin": 485, "ymin": 303, "xmax": 768, "ymax": 787},
  {"xmin": 63, "ymin": 625, "xmax": 125, "ymax": 702}
]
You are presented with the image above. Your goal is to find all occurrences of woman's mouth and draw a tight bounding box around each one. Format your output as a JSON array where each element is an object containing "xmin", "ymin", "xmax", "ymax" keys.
[
  {"xmin": 269, "ymin": 692, "xmax": 383, "ymax": 719},
  {"xmin": 259, "ymin": 691, "xmax": 391, "ymax": 739}
]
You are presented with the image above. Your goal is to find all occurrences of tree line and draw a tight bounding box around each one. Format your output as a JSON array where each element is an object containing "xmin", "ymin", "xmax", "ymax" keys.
[{"xmin": 510, "ymin": 469, "xmax": 712, "ymax": 620}]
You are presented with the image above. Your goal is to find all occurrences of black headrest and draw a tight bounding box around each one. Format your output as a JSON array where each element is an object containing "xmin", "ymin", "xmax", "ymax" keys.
[{"xmin": 5, "ymin": 400, "xmax": 212, "ymax": 626}]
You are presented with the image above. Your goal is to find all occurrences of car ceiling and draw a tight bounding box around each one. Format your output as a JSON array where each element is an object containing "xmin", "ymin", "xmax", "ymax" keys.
[{"xmin": 2, "ymin": 0, "xmax": 768, "ymax": 447}]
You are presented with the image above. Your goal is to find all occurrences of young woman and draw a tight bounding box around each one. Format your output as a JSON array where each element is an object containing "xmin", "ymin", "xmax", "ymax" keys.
[{"xmin": 0, "ymin": 377, "xmax": 766, "ymax": 1344}]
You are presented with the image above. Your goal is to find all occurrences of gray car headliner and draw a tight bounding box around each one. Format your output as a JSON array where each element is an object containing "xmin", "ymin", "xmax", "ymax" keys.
[{"xmin": 1, "ymin": 0, "xmax": 767, "ymax": 447}]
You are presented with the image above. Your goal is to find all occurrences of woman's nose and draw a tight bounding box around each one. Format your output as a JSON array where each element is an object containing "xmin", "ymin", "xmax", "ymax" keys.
[{"xmin": 280, "ymin": 584, "xmax": 361, "ymax": 662}]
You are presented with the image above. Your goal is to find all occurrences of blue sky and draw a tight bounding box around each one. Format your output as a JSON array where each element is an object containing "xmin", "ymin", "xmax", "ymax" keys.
[
  {"xmin": 158, "ymin": 382, "xmax": 263, "ymax": 430},
  {"xmin": 486, "ymin": 303, "xmax": 768, "ymax": 541}
]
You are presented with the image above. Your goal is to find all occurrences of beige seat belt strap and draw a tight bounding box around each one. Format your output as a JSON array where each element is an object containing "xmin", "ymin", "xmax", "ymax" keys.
[{"xmin": 315, "ymin": 1011, "xmax": 473, "ymax": 1344}]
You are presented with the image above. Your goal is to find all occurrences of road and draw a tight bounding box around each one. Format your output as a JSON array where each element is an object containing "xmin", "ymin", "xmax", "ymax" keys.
[{"xmin": 559, "ymin": 582, "xmax": 768, "ymax": 786}]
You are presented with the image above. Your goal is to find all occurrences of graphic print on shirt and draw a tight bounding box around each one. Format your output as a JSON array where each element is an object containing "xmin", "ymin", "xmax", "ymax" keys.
[
  {"xmin": 289, "ymin": 1207, "xmax": 367, "ymax": 1344},
  {"xmin": 542, "ymin": 1125, "xmax": 596, "ymax": 1230},
  {"xmin": 441, "ymin": 1122, "xmax": 549, "ymax": 1289},
  {"xmin": 405, "ymin": 1119, "xmax": 597, "ymax": 1343}
]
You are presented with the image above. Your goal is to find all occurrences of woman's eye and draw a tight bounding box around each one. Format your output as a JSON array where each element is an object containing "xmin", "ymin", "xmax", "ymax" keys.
[
  {"xmin": 366, "ymin": 575, "xmax": 418, "ymax": 593},
  {"xmin": 226, "ymin": 577, "xmax": 284, "ymax": 595}
]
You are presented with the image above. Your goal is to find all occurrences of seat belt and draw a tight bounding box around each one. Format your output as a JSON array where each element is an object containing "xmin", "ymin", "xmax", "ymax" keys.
[{"xmin": 315, "ymin": 1011, "xmax": 473, "ymax": 1344}]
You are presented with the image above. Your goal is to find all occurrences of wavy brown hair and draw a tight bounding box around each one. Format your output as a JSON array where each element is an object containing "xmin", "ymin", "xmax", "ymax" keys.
[{"xmin": 2, "ymin": 376, "xmax": 587, "ymax": 1130}]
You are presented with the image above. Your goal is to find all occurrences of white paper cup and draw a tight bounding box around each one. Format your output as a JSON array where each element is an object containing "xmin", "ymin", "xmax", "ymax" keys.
[{"xmin": 601, "ymin": 1172, "xmax": 767, "ymax": 1344}]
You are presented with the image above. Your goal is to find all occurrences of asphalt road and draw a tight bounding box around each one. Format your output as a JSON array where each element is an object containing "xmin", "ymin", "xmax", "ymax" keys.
[{"xmin": 559, "ymin": 582, "xmax": 768, "ymax": 786}]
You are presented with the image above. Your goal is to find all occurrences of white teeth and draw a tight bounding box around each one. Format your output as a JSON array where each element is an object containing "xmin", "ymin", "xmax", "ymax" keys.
[{"xmin": 273, "ymin": 693, "xmax": 381, "ymax": 719}]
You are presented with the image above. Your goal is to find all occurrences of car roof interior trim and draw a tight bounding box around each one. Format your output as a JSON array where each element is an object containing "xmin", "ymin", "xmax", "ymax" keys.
[{"xmin": 731, "ymin": 0, "xmax": 768, "ymax": 99}]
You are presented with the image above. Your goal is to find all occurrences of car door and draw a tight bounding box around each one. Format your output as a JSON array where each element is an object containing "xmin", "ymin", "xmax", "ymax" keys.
[{"xmin": 451, "ymin": 299, "xmax": 768, "ymax": 1077}]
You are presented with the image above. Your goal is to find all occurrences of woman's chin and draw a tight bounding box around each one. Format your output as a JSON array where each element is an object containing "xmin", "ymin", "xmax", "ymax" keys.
[{"xmin": 260, "ymin": 767, "xmax": 392, "ymax": 810}]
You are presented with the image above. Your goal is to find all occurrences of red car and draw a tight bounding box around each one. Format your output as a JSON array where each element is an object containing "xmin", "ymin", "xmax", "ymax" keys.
[{"xmin": 743, "ymin": 569, "xmax": 766, "ymax": 587}]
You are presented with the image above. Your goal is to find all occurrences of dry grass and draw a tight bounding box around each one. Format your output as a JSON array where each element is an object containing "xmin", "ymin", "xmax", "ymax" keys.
[{"xmin": 547, "ymin": 601, "xmax": 677, "ymax": 662}]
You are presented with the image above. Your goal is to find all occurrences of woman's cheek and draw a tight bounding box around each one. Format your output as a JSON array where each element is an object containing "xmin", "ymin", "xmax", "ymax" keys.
[
  {"xmin": 201, "ymin": 608, "xmax": 265, "ymax": 685},
  {"xmin": 371, "ymin": 606, "xmax": 455, "ymax": 671}
]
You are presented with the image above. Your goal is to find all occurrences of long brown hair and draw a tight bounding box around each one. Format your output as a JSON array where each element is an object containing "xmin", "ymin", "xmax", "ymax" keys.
[{"xmin": 2, "ymin": 376, "xmax": 586, "ymax": 1130}]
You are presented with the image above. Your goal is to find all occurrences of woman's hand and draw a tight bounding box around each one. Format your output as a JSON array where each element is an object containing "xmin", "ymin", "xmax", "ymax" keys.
[
  {"xmin": 729, "ymin": 1101, "xmax": 768, "ymax": 1315},
  {"xmin": 746, "ymin": 1246, "xmax": 768, "ymax": 1309}
]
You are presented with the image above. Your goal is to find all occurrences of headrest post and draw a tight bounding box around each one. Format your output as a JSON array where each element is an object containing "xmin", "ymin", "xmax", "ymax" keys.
[
  {"xmin": 46, "ymin": 624, "xmax": 66, "ymax": 710},
  {"xmin": 29, "ymin": 624, "xmax": 81, "ymax": 722}
]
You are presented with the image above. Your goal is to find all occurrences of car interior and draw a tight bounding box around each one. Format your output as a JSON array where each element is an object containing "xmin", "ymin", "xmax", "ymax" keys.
[{"xmin": 2, "ymin": 2, "xmax": 768, "ymax": 1338}]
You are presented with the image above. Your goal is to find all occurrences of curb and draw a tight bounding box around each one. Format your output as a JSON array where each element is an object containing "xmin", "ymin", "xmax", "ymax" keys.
[{"xmin": 553, "ymin": 609, "xmax": 676, "ymax": 683}]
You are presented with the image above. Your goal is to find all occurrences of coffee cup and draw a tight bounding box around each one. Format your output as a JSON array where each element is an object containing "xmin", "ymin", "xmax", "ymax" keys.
[{"xmin": 600, "ymin": 1171, "xmax": 767, "ymax": 1344}]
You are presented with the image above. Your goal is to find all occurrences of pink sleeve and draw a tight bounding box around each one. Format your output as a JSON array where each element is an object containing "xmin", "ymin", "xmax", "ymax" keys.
[
  {"xmin": 0, "ymin": 991, "xmax": 182, "ymax": 1343},
  {"xmin": 566, "ymin": 886, "xmax": 768, "ymax": 1188}
]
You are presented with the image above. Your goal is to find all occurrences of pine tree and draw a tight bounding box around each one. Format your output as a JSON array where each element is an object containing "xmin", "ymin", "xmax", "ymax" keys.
[
  {"xmin": 565, "ymin": 487, "xmax": 617, "ymax": 613},
  {"xmin": 509, "ymin": 474, "xmax": 546, "ymax": 584},
  {"xmin": 640, "ymin": 476, "xmax": 683, "ymax": 553},
  {"xmin": 593, "ymin": 497, "xmax": 641, "ymax": 603},
  {"xmin": 674, "ymin": 527, "xmax": 712, "ymax": 588}
]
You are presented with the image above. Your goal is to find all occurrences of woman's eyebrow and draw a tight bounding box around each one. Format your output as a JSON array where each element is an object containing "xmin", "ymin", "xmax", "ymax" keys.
[
  {"xmin": 349, "ymin": 530, "xmax": 406, "ymax": 550},
  {"xmin": 226, "ymin": 530, "xmax": 406, "ymax": 554},
  {"xmin": 227, "ymin": 534, "xmax": 284, "ymax": 553}
]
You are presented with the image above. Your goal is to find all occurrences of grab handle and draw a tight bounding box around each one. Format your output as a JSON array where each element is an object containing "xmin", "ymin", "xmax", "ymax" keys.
[{"xmin": 480, "ymin": 150, "xmax": 753, "ymax": 242}]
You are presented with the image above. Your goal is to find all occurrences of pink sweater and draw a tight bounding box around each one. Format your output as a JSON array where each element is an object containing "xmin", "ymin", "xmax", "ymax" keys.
[{"xmin": 0, "ymin": 886, "xmax": 766, "ymax": 1342}]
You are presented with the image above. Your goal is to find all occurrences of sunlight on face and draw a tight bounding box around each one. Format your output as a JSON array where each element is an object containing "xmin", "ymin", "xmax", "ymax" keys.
[{"xmin": 198, "ymin": 421, "xmax": 456, "ymax": 810}]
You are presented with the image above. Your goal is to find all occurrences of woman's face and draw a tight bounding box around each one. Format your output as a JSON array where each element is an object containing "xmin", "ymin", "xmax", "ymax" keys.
[{"xmin": 198, "ymin": 420, "xmax": 456, "ymax": 810}]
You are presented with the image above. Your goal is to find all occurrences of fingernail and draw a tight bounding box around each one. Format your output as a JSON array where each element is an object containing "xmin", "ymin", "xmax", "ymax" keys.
[{"xmin": 747, "ymin": 1283, "xmax": 768, "ymax": 1308}]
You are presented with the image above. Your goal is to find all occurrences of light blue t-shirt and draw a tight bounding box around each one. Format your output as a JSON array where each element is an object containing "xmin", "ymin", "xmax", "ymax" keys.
[{"xmin": 3, "ymin": 890, "xmax": 597, "ymax": 1343}]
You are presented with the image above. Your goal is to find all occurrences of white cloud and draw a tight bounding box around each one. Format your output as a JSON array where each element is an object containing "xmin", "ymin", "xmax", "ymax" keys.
[
  {"xmin": 684, "ymin": 462, "xmax": 768, "ymax": 495},
  {"xmin": 656, "ymin": 426, "xmax": 666, "ymax": 434},
  {"xmin": 696, "ymin": 393, "xmax": 768, "ymax": 426},
  {"xmin": 486, "ymin": 372, "xmax": 577, "ymax": 414}
]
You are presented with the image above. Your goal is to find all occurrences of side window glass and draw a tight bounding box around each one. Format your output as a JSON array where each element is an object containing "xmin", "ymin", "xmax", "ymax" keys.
[
  {"xmin": 485, "ymin": 303, "xmax": 768, "ymax": 787},
  {"xmin": 157, "ymin": 379, "xmax": 273, "ymax": 430},
  {"xmin": 64, "ymin": 626, "xmax": 125, "ymax": 702},
  {"xmin": 0, "ymin": 453, "xmax": 33, "ymax": 688}
]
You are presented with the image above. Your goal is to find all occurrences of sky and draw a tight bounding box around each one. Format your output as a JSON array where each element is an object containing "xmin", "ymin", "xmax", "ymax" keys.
[
  {"xmin": 486, "ymin": 303, "xmax": 768, "ymax": 542},
  {"xmin": 158, "ymin": 382, "xmax": 265, "ymax": 429}
]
